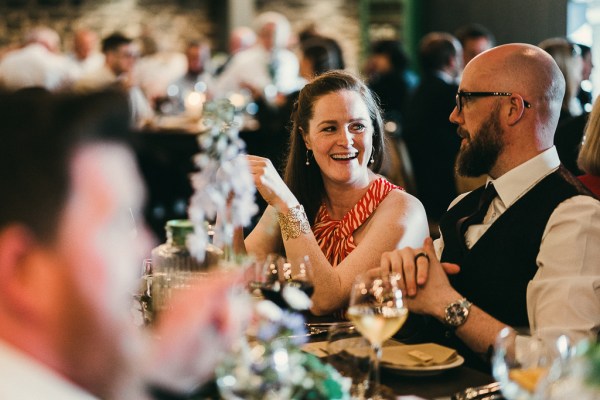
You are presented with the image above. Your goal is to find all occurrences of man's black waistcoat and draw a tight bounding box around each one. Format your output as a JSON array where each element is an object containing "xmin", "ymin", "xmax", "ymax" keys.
[{"xmin": 422, "ymin": 166, "xmax": 594, "ymax": 372}]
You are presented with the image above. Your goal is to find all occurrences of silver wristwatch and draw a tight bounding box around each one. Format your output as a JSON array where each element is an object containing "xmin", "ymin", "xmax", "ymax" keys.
[{"xmin": 444, "ymin": 298, "xmax": 472, "ymax": 328}]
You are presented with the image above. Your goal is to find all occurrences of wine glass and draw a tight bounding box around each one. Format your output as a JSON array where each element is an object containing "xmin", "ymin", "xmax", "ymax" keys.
[
  {"xmin": 284, "ymin": 255, "xmax": 315, "ymax": 298},
  {"xmin": 347, "ymin": 273, "xmax": 408, "ymax": 399},
  {"xmin": 256, "ymin": 254, "xmax": 288, "ymax": 308},
  {"xmin": 492, "ymin": 328, "xmax": 570, "ymax": 400}
]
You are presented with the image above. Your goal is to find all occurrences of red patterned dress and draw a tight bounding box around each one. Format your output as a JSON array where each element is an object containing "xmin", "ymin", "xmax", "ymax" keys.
[{"xmin": 312, "ymin": 177, "xmax": 401, "ymax": 266}]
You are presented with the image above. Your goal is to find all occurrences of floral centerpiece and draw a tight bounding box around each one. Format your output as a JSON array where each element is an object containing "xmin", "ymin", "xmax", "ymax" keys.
[
  {"xmin": 187, "ymin": 99, "xmax": 257, "ymax": 263},
  {"xmin": 216, "ymin": 296, "xmax": 350, "ymax": 400}
]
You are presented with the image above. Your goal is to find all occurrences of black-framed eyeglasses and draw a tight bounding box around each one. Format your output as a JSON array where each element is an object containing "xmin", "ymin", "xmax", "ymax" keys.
[{"xmin": 455, "ymin": 91, "xmax": 532, "ymax": 113}]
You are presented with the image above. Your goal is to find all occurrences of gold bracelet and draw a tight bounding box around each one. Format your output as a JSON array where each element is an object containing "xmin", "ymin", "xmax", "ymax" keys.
[{"xmin": 277, "ymin": 204, "xmax": 311, "ymax": 240}]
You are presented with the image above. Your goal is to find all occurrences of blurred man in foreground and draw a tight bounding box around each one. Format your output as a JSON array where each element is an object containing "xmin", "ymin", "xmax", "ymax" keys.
[
  {"xmin": 383, "ymin": 44, "xmax": 600, "ymax": 371},
  {"xmin": 0, "ymin": 89, "xmax": 245, "ymax": 399}
]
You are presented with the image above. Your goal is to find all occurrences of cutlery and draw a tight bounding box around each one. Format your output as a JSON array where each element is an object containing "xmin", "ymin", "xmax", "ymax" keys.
[{"xmin": 452, "ymin": 382, "xmax": 504, "ymax": 400}]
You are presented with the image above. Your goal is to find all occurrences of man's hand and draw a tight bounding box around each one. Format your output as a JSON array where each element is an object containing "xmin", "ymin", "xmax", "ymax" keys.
[{"xmin": 380, "ymin": 237, "xmax": 460, "ymax": 296}]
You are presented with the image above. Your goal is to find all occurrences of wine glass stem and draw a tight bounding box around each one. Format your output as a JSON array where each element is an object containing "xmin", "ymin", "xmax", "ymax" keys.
[{"xmin": 371, "ymin": 344, "xmax": 382, "ymax": 396}]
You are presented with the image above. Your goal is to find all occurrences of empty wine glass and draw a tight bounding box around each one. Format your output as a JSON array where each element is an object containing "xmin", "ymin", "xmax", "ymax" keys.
[{"xmin": 347, "ymin": 273, "xmax": 408, "ymax": 399}]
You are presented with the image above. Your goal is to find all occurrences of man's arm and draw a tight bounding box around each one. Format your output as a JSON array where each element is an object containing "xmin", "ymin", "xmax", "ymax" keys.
[{"xmin": 528, "ymin": 195, "xmax": 600, "ymax": 341}]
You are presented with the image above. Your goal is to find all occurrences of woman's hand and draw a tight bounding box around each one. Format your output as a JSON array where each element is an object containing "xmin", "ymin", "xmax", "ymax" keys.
[{"xmin": 245, "ymin": 155, "xmax": 299, "ymax": 212}]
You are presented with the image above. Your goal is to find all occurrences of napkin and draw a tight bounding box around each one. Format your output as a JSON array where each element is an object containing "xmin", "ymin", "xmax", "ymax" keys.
[
  {"xmin": 302, "ymin": 338, "xmax": 400, "ymax": 358},
  {"xmin": 381, "ymin": 343, "xmax": 458, "ymax": 367}
]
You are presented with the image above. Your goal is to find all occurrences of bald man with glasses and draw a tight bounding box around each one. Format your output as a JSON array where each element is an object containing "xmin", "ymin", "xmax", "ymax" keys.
[{"xmin": 382, "ymin": 43, "xmax": 600, "ymax": 372}]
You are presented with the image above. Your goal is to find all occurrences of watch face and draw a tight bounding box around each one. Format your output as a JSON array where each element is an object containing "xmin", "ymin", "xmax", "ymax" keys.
[{"xmin": 445, "ymin": 301, "xmax": 470, "ymax": 327}]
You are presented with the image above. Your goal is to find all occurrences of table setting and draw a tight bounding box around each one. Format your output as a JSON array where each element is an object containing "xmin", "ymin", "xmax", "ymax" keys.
[{"xmin": 132, "ymin": 98, "xmax": 600, "ymax": 400}]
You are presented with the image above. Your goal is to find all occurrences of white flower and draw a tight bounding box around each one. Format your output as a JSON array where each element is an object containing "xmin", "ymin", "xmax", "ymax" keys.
[
  {"xmin": 282, "ymin": 285, "xmax": 312, "ymax": 310},
  {"xmin": 255, "ymin": 300, "xmax": 283, "ymax": 322}
]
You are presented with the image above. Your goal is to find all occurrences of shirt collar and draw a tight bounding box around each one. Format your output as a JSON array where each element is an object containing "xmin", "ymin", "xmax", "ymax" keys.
[{"xmin": 487, "ymin": 146, "xmax": 560, "ymax": 208}]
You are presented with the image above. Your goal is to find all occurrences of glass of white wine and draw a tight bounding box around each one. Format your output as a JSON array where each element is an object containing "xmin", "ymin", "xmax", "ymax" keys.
[{"xmin": 347, "ymin": 273, "xmax": 408, "ymax": 399}]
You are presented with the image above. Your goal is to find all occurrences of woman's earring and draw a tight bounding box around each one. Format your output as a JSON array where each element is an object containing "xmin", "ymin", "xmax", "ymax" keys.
[
  {"xmin": 306, "ymin": 150, "xmax": 311, "ymax": 166},
  {"xmin": 370, "ymin": 155, "xmax": 374, "ymax": 164}
]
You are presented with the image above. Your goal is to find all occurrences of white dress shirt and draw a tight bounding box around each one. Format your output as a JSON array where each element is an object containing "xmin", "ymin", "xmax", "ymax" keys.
[
  {"xmin": 214, "ymin": 44, "xmax": 300, "ymax": 98},
  {"xmin": 0, "ymin": 340, "xmax": 98, "ymax": 400},
  {"xmin": 436, "ymin": 146, "xmax": 600, "ymax": 345},
  {"xmin": 0, "ymin": 44, "xmax": 78, "ymax": 91}
]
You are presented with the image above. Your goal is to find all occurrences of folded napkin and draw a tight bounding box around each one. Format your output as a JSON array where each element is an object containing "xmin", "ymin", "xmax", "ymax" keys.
[
  {"xmin": 381, "ymin": 343, "xmax": 458, "ymax": 367},
  {"xmin": 302, "ymin": 338, "xmax": 400, "ymax": 359}
]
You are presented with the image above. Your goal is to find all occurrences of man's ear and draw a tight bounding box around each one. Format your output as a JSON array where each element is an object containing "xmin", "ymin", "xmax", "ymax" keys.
[
  {"xmin": 0, "ymin": 225, "xmax": 43, "ymax": 318},
  {"xmin": 506, "ymin": 94, "xmax": 527, "ymax": 126}
]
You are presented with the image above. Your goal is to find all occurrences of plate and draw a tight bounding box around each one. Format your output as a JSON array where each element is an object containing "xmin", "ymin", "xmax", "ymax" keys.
[{"xmin": 382, "ymin": 355, "xmax": 464, "ymax": 376}]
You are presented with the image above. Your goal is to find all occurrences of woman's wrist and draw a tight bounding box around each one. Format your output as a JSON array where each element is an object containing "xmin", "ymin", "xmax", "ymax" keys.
[{"xmin": 277, "ymin": 204, "xmax": 310, "ymax": 240}]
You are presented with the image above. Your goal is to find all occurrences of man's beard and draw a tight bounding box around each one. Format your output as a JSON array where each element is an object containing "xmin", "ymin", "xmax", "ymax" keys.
[{"xmin": 455, "ymin": 106, "xmax": 504, "ymax": 177}]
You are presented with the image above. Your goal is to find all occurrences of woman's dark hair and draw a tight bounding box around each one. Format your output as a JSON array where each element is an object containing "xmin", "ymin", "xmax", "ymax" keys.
[{"xmin": 284, "ymin": 70, "xmax": 385, "ymax": 224}]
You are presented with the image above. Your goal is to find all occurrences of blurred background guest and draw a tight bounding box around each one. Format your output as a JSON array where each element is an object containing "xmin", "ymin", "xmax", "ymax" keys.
[
  {"xmin": 0, "ymin": 26, "xmax": 76, "ymax": 92},
  {"xmin": 578, "ymin": 96, "xmax": 600, "ymax": 197},
  {"xmin": 403, "ymin": 32, "xmax": 462, "ymax": 226},
  {"xmin": 159, "ymin": 40, "xmax": 214, "ymax": 116},
  {"xmin": 214, "ymin": 11, "xmax": 301, "ymax": 100},
  {"xmin": 213, "ymin": 26, "xmax": 257, "ymax": 77},
  {"xmin": 134, "ymin": 29, "xmax": 189, "ymax": 111},
  {"xmin": 68, "ymin": 28, "xmax": 104, "ymax": 77},
  {"xmin": 454, "ymin": 23, "xmax": 495, "ymax": 68},
  {"xmin": 540, "ymin": 38, "xmax": 585, "ymax": 174},
  {"xmin": 76, "ymin": 32, "xmax": 154, "ymax": 128},
  {"xmin": 366, "ymin": 39, "xmax": 417, "ymax": 139}
]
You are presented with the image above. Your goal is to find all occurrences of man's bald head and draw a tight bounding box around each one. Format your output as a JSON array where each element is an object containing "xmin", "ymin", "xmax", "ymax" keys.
[{"xmin": 464, "ymin": 43, "xmax": 565, "ymax": 134}]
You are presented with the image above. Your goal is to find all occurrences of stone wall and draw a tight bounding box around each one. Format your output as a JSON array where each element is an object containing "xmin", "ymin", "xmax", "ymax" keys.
[
  {"xmin": 0, "ymin": 0, "xmax": 363, "ymax": 72},
  {"xmin": 0, "ymin": 0, "xmax": 216, "ymax": 54}
]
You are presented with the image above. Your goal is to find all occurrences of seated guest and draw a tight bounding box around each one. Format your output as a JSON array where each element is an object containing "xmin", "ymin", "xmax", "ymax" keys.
[
  {"xmin": 577, "ymin": 96, "xmax": 600, "ymax": 197},
  {"xmin": 68, "ymin": 28, "xmax": 105, "ymax": 77},
  {"xmin": 235, "ymin": 71, "xmax": 429, "ymax": 316},
  {"xmin": 454, "ymin": 23, "xmax": 495, "ymax": 68},
  {"xmin": 0, "ymin": 89, "xmax": 245, "ymax": 398},
  {"xmin": 0, "ymin": 26, "xmax": 77, "ymax": 91},
  {"xmin": 381, "ymin": 44, "xmax": 600, "ymax": 372},
  {"xmin": 76, "ymin": 32, "xmax": 154, "ymax": 128},
  {"xmin": 214, "ymin": 11, "xmax": 301, "ymax": 99},
  {"xmin": 160, "ymin": 40, "xmax": 214, "ymax": 115}
]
